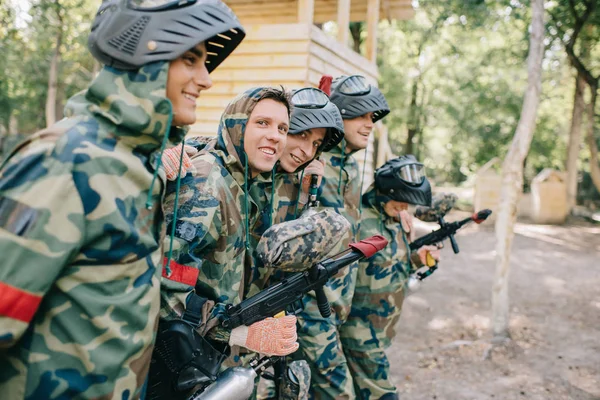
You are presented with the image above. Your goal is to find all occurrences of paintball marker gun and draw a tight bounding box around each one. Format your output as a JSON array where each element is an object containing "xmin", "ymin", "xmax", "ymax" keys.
[
  {"xmin": 308, "ymin": 173, "xmax": 320, "ymax": 207},
  {"xmin": 223, "ymin": 235, "xmax": 388, "ymax": 329},
  {"xmin": 185, "ymin": 236, "xmax": 388, "ymax": 400},
  {"xmin": 409, "ymin": 209, "xmax": 492, "ymax": 282}
]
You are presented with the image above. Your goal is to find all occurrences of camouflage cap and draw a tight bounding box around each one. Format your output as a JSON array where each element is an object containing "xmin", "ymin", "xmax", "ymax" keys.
[
  {"xmin": 414, "ymin": 192, "xmax": 458, "ymax": 222},
  {"xmin": 256, "ymin": 209, "xmax": 351, "ymax": 272}
]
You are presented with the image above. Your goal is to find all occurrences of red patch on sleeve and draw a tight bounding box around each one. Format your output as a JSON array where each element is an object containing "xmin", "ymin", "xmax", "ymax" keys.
[
  {"xmin": 0, "ymin": 282, "xmax": 42, "ymax": 323},
  {"xmin": 162, "ymin": 258, "xmax": 199, "ymax": 286}
]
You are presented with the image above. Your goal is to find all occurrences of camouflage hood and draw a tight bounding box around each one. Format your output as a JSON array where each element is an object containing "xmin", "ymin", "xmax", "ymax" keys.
[
  {"xmin": 64, "ymin": 62, "xmax": 186, "ymax": 154},
  {"xmin": 215, "ymin": 87, "xmax": 282, "ymax": 186}
]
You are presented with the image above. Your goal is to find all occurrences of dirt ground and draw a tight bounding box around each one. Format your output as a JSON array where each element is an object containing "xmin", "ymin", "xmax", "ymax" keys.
[{"xmin": 389, "ymin": 212, "xmax": 600, "ymax": 400}]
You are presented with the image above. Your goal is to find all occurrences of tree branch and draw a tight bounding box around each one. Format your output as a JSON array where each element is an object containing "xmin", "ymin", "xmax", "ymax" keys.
[{"xmin": 568, "ymin": 0, "xmax": 580, "ymax": 22}]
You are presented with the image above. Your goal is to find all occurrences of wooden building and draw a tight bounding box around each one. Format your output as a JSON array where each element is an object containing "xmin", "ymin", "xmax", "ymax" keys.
[{"xmin": 192, "ymin": 0, "xmax": 414, "ymax": 185}]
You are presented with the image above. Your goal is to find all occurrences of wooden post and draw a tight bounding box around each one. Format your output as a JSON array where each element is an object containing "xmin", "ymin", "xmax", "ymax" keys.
[
  {"xmin": 366, "ymin": 0, "xmax": 380, "ymax": 62},
  {"xmin": 337, "ymin": 0, "xmax": 350, "ymax": 46},
  {"xmin": 298, "ymin": 0, "xmax": 314, "ymax": 25}
]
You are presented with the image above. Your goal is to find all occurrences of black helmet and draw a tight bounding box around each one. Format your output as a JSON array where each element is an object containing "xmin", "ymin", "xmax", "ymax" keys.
[
  {"xmin": 88, "ymin": 0, "xmax": 245, "ymax": 72},
  {"xmin": 330, "ymin": 75, "xmax": 390, "ymax": 123},
  {"xmin": 375, "ymin": 155, "xmax": 432, "ymax": 206},
  {"xmin": 289, "ymin": 87, "xmax": 344, "ymax": 152}
]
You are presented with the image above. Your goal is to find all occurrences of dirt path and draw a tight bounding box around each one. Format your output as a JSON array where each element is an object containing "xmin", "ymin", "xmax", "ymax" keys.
[{"xmin": 389, "ymin": 214, "xmax": 600, "ymax": 400}]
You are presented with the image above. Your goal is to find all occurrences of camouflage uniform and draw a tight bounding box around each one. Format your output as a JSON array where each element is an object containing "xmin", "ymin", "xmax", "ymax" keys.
[
  {"xmin": 0, "ymin": 62, "xmax": 185, "ymax": 399},
  {"xmin": 295, "ymin": 142, "xmax": 364, "ymax": 399},
  {"xmin": 340, "ymin": 192, "xmax": 455, "ymax": 399},
  {"xmin": 159, "ymin": 88, "xmax": 278, "ymax": 363},
  {"xmin": 340, "ymin": 187, "xmax": 416, "ymax": 400}
]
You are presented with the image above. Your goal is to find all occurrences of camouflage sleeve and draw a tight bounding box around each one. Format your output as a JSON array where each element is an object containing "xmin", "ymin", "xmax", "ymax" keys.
[
  {"xmin": 0, "ymin": 141, "xmax": 84, "ymax": 348},
  {"xmin": 160, "ymin": 168, "xmax": 229, "ymax": 340}
]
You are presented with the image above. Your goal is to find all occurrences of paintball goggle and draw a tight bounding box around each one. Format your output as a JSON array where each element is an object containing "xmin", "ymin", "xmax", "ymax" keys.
[
  {"xmin": 330, "ymin": 75, "xmax": 390, "ymax": 123},
  {"xmin": 375, "ymin": 155, "xmax": 432, "ymax": 207},
  {"xmin": 289, "ymin": 88, "xmax": 344, "ymax": 152}
]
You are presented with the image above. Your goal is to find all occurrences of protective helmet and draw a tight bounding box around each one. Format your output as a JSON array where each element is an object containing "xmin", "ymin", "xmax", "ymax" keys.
[
  {"xmin": 289, "ymin": 87, "xmax": 344, "ymax": 152},
  {"xmin": 330, "ymin": 75, "xmax": 390, "ymax": 123},
  {"xmin": 375, "ymin": 155, "xmax": 432, "ymax": 206},
  {"xmin": 88, "ymin": 0, "xmax": 245, "ymax": 71}
]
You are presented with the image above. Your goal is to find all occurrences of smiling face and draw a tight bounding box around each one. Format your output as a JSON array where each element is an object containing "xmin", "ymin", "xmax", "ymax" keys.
[
  {"xmin": 243, "ymin": 98, "xmax": 289, "ymax": 177},
  {"xmin": 166, "ymin": 42, "xmax": 212, "ymax": 126},
  {"xmin": 343, "ymin": 112, "xmax": 374, "ymax": 152},
  {"xmin": 278, "ymin": 128, "xmax": 326, "ymax": 173}
]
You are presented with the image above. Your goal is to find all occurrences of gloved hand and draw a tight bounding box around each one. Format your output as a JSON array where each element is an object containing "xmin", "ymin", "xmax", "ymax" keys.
[
  {"xmin": 299, "ymin": 159, "xmax": 325, "ymax": 205},
  {"xmin": 228, "ymin": 315, "xmax": 299, "ymax": 356},
  {"xmin": 416, "ymin": 245, "xmax": 441, "ymax": 266},
  {"xmin": 161, "ymin": 145, "xmax": 198, "ymax": 180}
]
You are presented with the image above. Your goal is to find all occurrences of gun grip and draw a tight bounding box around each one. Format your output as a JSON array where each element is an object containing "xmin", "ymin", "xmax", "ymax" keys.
[
  {"xmin": 314, "ymin": 287, "xmax": 331, "ymax": 318},
  {"xmin": 450, "ymin": 234, "xmax": 460, "ymax": 254},
  {"xmin": 425, "ymin": 252, "xmax": 436, "ymax": 267}
]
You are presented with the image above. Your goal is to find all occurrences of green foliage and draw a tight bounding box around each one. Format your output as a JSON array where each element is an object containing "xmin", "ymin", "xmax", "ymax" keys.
[
  {"xmin": 378, "ymin": 0, "xmax": 583, "ymax": 189},
  {"xmin": 0, "ymin": 0, "xmax": 97, "ymax": 134}
]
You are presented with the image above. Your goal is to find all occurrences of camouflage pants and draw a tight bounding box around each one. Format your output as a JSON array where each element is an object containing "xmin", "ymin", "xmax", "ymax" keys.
[
  {"xmin": 340, "ymin": 260, "xmax": 408, "ymax": 399},
  {"xmin": 295, "ymin": 260, "xmax": 360, "ymax": 400}
]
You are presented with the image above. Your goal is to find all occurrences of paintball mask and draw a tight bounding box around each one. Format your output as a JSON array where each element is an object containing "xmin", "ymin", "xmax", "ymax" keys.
[
  {"xmin": 88, "ymin": 0, "xmax": 245, "ymax": 71},
  {"xmin": 375, "ymin": 155, "xmax": 432, "ymax": 207},
  {"xmin": 330, "ymin": 75, "xmax": 390, "ymax": 123},
  {"xmin": 289, "ymin": 87, "xmax": 345, "ymax": 152}
]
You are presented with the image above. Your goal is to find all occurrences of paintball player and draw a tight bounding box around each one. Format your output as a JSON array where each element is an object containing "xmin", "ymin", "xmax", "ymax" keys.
[
  {"xmin": 0, "ymin": 1, "xmax": 243, "ymax": 399},
  {"xmin": 158, "ymin": 86, "xmax": 345, "ymax": 400},
  {"xmin": 152, "ymin": 87, "xmax": 297, "ymax": 397},
  {"xmin": 341, "ymin": 156, "xmax": 444, "ymax": 400},
  {"xmin": 295, "ymin": 75, "xmax": 391, "ymax": 399}
]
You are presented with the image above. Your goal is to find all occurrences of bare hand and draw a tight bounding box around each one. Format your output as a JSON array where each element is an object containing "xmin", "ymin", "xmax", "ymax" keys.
[{"xmin": 300, "ymin": 159, "xmax": 325, "ymax": 197}]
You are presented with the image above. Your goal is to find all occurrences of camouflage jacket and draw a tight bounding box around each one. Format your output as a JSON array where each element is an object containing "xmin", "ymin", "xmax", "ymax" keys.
[
  {"xmin": 160, "ymin": 88, "xmax": 276, "ymax": 342},
  {"xmin": 307, "ymin": 142, "xmax": 362, "ymax": 321},
  {"xmin": 0, "ymin": 62, "xmax": 185, "ymax": 399},
  {"xmin": 317, "ymin": 142, "xmax": 362, "ymax": 247},
  {"xmin": 358, "ymin": 188, "xmax": 417, "ymax": 284}
]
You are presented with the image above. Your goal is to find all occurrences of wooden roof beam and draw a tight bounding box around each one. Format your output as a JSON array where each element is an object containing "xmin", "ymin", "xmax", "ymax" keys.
[
  {"xmin": 298, "ymin": 0, "xmax": 314, "ymax": 24},
  {"xmin": 366, "ymin": 0, "xmax": 379, "ymax": 62},
  {"xmin": 337, "ymin": 0, "xmax": 350, "ymax": 46}
]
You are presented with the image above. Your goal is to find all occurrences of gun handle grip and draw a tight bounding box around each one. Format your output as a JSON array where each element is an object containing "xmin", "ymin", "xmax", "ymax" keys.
[
  {"xmin": 314, "ymin": 287, "xmax": 331, "ymax": 318},
  {"xmin": 425, "ymin": 252, "xmax": 436, "ymax": 267},
  {"xmin": 450, "ymin": 234, "xmax": 459, "ymax": 254}
]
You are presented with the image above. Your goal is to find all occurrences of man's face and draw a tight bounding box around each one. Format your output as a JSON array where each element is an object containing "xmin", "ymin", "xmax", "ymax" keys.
[
  {"xmin": 383, "ymin": 200, "xmax": 408, "ymax": 218},
  {"xmin": 279, "ymin": 128, "xmax": 326, "ymax": 173},
  {"xmin": 244, "ymin": 98, "xmax": 289, "ymax": 177},
  {"xmin": 166, "ymin": 42, "xmax": 212, "ymax": 126},
  {"xmin": 343, "ymin": 112, "xmax": 374, "ymax": 152}
]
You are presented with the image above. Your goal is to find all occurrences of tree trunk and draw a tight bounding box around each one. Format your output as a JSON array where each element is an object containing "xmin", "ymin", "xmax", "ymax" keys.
[
  {"xmin": 46, "ymin": 25, "xmax": 62, "ymax": 127},
  {"xmin": 405, "ymin": 78, "xmax": 420, "ymax": 155},
  {"xmin": 586, "ymin": 85, "xmax": 600, "ymax": 193},
  {"xmin": 491, "ymin": 0, "xmax": 544, "ymax": 340},
  {"xmin": 9, "ymin": 113, "xmax": 18, "ymax": 135},
  {"xmin": 92, "ymin": 60, "xmax": 101, "ymax": 77},
  {"xmin": 349, "ymin": 22, "xmax": 363, "ymax": 54},
  {"xmin": 565, "ymin": 72, "xmax": 587, "ymax": 211}
]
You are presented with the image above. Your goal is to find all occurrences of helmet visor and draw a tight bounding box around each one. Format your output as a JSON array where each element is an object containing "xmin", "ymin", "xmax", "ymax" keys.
[
  {"xmin": 291, "ymin": 88, "xmax": 330, "ymax": 109},
  {"xmin": 128, "ymin": 0, "xmax": 195, "ymax": 11},
  {"xmin": 337, "ymin": 75, "xmax": 371, "ymax": 96},
  {"xmin": 396, "ymin": 163, "xmax": 425, "ymax": 185}
]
